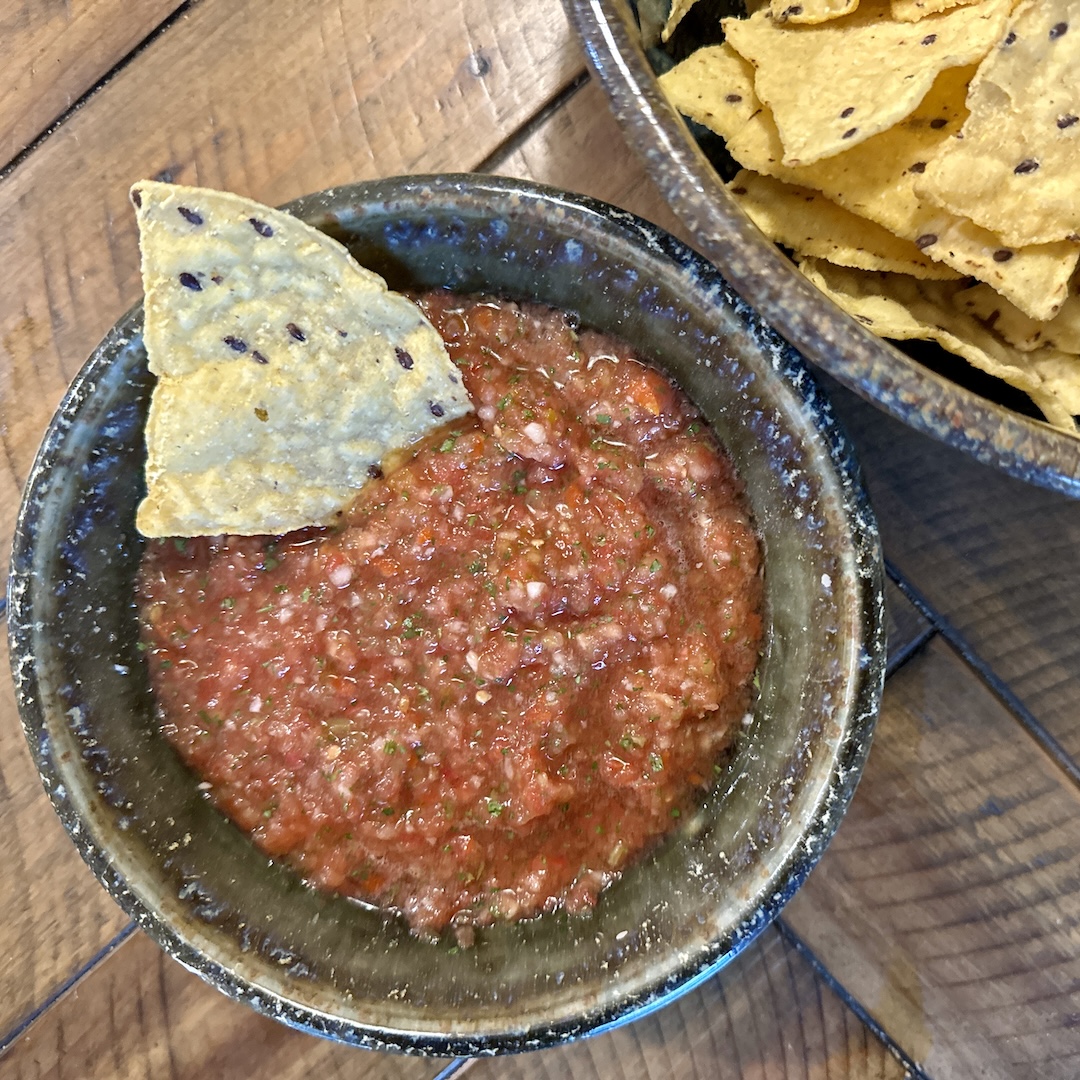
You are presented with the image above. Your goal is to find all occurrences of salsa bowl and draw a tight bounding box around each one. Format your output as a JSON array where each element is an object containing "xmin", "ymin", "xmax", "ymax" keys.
[{"xmin": 8, "ymin": 174, "xmax": 884, "ymax": 1054}]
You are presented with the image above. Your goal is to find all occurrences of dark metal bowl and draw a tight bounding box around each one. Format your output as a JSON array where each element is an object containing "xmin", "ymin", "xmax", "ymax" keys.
[
  {"xmin": 8, "ymin": 175, "xmax": 884, "ymax": 1054},
  {"xmin": 563, "ymin": 0, "xmax": 1080, "ymax": 498}
]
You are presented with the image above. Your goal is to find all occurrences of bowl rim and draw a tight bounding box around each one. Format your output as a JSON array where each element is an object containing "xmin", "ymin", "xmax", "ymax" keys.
[
  {"xmin": 8, "ymin": 172, "xmax": 886, "ymax": 1055},
  {"xmin": 562, "ymin": 0, "xmax": 1080, "ymax": 499}
]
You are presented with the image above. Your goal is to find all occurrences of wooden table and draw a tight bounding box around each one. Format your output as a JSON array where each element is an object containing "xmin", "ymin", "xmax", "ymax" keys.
[{"xmin": 3, "ymin": 2, "xmax": 1080, "ymax": 1076}]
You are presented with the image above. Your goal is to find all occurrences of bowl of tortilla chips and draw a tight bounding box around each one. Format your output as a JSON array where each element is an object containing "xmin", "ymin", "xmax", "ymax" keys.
[
  {"xmin": 565, "ymin": 0, "xmax": 1080, "ymax": 496},
  {"xmin": 9, "ymin": 173, "xmax": 884, "ymax": 1052}
]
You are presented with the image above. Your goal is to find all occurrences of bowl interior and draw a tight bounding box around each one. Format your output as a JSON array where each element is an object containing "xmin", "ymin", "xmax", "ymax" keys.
[
  {"xmin": 8, "ymin": 174, "xmax": 884, "ymax": 1053},
  {"xmin": 565, "ymin": 0, "xmax": 1080, "ymax": 498}
]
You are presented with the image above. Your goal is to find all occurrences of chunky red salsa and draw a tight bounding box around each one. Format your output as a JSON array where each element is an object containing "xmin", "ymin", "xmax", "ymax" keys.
[{"xmin": 139, "ymin": 294, "xmax": 762, "ymax": 933}]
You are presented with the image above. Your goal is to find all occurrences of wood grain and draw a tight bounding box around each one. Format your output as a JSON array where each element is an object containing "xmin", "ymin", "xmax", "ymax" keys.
[
  {"xmin": 885, "ymin": 579, "xmax": 932, "ymax": 672},
  {"xmin": 786, "ymin": 635, "xmax": 1080, "ymax": 1079},
  {"xmin": 0, "ymin": 930, "xmax": 452, "ymax": 1080},
  {"xmin": 0, "ymin": 0, "xmax": 583, "ymax": 583},
  {"xmin": 1, "ymin": 922, "xmax": 903, "ymax": 1080},
  {"xmin": 491, "ymin": 78, "xmax": 687, "ymax": 240},
  {"xmin": 459, "ymin": 925, "xmax": 907, "ymax": 1079},
  {"xmin": 0, "ymin": 1, "xmax": 182, "ymax": 168},
  {"xmin": 820, "ymin": 375, "xmax": 1080, "ymax": 770},
  {"xmin": 0, "ymin": 631, "xmax": 131, "ymax": 1043}
]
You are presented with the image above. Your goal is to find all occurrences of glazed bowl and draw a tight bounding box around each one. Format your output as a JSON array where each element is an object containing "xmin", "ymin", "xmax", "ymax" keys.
[
  {"xmin": 563, "ymin": 0, "xmax": 1080, "ymax": 498},
  {"xmin": 8, "ymin": 174, "xmax": 884, "ymax": 1054}
]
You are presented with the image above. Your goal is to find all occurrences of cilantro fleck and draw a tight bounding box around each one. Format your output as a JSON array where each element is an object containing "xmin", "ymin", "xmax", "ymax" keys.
[
  {"xmin": 467, "ymin": 561, "xmax": 485, "ymax": 574},
  {"xmin": 173, "ymin": 538, "xmax": 187, "ymax": 553},
  {"xmin": 197, "ymin": 709, "xmax": 222, "ymax": 729},
  {"xmin": 596, "ymin": 413, "xmax": 612, "ymax": 424},
  {"xmin": 221, "ymin": 597, "xmax": 235, "ymax": 609},
  {"xmin": 384, "ymin": 740, "xmax": 399, "ymax": 754},
  {"xmin": 649, "ymin": 753, "xmax": 664, "ymax": 772},
  {"xmin": 649, "ymin": 559, "xmax": 661, "ymax": 573},
  {"xmin": 486, "ymin": 798, "xmax": 504, "ymax": 816}
]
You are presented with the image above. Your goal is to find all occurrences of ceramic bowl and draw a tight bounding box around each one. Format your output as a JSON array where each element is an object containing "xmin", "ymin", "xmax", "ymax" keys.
[
  {"xmin": 563, "ymin": 0, "xmax": 1080, "ymax": 498},
  {"xmin": 8, "ymin": 174, "xmax": 884, "ymax": 1054}
]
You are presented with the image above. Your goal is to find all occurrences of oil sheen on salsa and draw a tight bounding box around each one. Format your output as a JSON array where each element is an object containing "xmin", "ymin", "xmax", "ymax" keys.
[{"xmin": 139, "ymin": 293, "xmax": 763, "ymax": 933}]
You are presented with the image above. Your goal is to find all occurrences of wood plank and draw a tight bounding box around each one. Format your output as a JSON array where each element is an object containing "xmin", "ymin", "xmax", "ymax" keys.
[
  {"xmin": 0, "ymin": 923, "xmax": 904, "ymax": 1080},
  {"xmin": 461, "ymin": 925, "xmax": 907, "ymax": 1079},
  {"xmin": 490, "ymin": 78, "xmax": 687, "ymax": 240},
  {"xmin": 820, "ymin": 374, "xmax": 1080, "ymax": 769},
  {"xmin": 0, "ymin": 930, "xmax": 451, "ymax": 1079},
  {"xmin": 0, "ymin": 1, "xmax": 182, "ymax": 168},
  {"xmin": 885, "ymin": 579, "xmax": 931, "ymax": 671},
  {"xmin": 0, "ymin": 631, "xmax": 131, "ymax": 1042},
  {"xmin": 0, "ymin": 0, "xmax": 583, "ymax": 583},
  {"xmin": 785, "ymin": 635, "xmax": 1080, "ymax": 1079},
  {"xmin": 0, "ymin": 0, "xmax": 582, "ymax": 1040}
]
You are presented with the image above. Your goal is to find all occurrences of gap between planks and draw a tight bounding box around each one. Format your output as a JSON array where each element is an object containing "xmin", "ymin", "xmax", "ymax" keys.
[
  {"xmin": 0, "ymin": 3, "xmax": 197, "ymax": 184},
  {"xmin": 886, "ymin": 560, "xmax": 1080, "ymax": 793},
  {"xmin": 0, "ymin": 922, "xmax": 138, "ymax": 1058}
]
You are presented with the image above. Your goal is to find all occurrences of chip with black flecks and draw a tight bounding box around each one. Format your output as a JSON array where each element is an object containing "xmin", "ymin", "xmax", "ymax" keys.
[{"xmin": 131, "ymin": 181, "xmax": 471, "ymax": 537}]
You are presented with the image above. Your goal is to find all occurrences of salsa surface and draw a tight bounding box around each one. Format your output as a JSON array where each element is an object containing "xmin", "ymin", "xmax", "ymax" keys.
[{"xmin": 139, "ymin": 294, "xmax": 763, "ymax": 932}]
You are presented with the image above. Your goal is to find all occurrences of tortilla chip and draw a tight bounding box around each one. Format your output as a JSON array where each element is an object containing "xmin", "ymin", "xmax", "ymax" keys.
[
  {"xmin": 131, "ymin": 181, "xmax": 471, "ymax": 537},
  {"xmin": 952, "ymin": 281, "xmax": 1080, "ymax": 353},
  {"xmin": 721, "ymin": 0, "xmax": 1015, "ymax": 165},
  {"xmin": 918, "ymin": 0, "xmax": 1080, "ymax": 247},
  {"xmin": 662, "ymin": 0, "xmax": 702, "ymax": 40},
  {"xmin": 891, "ymin": 0, "xmax": 978, "ymax": 21},
  {"xmin": 1027, "ymin": 352, "xmax": 1080, "ymax": 432},
  {"xmin": 915, "ymin": 214, "xmax": 1078, "ymax": 323},
  {"xmin": 658, "ymin": 42, "xmax": 764, "ymax": 134},
  {"xmin": 662, "ymin": 48, "xmax": 1078, "ymax": 319},
  {"xmin": 769, "ymin": 0, "xmax": 860, "ymax": 26},
  {"xmin": 798, "ymin": 257, "xmax": 1042, "ymax": 392},
  {"xmin": 727, "ymin": 169, "xmax": 961, "ymax": 277}
]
